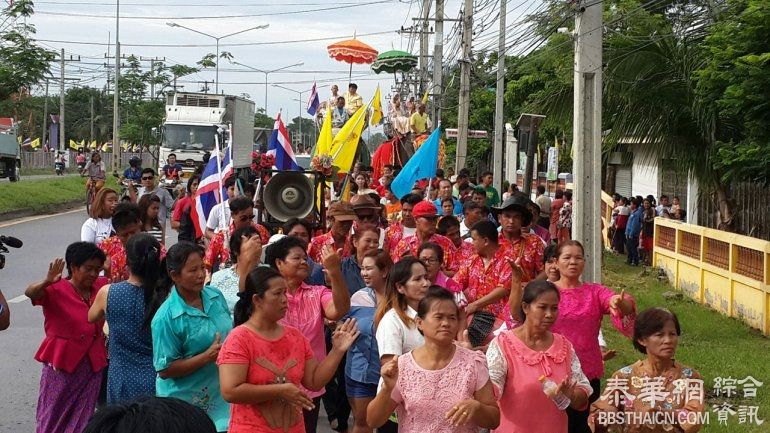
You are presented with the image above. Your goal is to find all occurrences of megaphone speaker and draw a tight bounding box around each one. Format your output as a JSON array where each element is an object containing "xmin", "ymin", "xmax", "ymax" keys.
[{"xmin": 263, "ymin": 171, "xmax": 315, "ymax": 222}]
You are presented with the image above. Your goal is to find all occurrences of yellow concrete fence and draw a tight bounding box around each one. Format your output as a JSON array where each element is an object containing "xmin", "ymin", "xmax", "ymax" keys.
[{"xmin": 653, "ymin": 217, "xmax": 770, "ymax": 336}]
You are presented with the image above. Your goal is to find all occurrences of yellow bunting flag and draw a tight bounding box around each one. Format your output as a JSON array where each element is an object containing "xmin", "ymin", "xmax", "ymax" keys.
[
  {"xmin": 30, "ymin": 138, "xmax": 41, "ymax": 148},
  {"xmin": 314, "ymin": 109, "xmax": 333, "ymax": 157},
  {"xmin": 329, "ymin": 104, "xmax": 368, "ymax": 174},
  {"xmin": 370, "ymin": 85, "xmax": 383, "ymax": 126},
  {"xmin": 421, "ymin": 89, "xmax": 429, "ymax": 105}
]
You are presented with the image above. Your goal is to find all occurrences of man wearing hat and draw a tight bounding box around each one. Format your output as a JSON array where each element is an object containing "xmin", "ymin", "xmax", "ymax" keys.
[
  {"xmin": 390, "ymin": 201, "xmax": 459, "ymax": 274},
  {"xmin": 350, "ymin": 194, "xmax": 385, "ymax": 248},
  {"xmin": 308, "ymin": 201, "xmax": 355, "ymax": 263},
  {"xmin": 493, "ymin": 194, "xmax": 545, "ymax": 282}
]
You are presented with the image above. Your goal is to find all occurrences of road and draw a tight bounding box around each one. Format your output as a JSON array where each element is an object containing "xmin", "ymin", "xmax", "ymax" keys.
[{"xmin": 0, "ymin": 209, "xmax": 342, "ymax": 433}]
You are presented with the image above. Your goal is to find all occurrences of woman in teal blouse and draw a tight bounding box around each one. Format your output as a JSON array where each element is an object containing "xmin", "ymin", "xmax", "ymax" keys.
[{"xmin": 151, "ymin": 241, "xmax": 233, "ymax": 432}]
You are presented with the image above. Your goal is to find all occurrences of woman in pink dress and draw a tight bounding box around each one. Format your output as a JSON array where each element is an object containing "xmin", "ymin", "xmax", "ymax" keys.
[
  {"xmin": 551, "ymin": 240, "xmax": 636, "ymax": 433},
  {"xmin": 487, "ymin": 280, "xmax": 593, "ymax": 433},
  {"xmin": 367, "ymin": 287, "xmax": 499, "ymax": 433}
]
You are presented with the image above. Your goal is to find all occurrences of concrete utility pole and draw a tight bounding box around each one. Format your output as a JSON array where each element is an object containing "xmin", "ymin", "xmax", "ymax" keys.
[
  {"xmin": 141, "ymin": 56, "xmax": 166, "ymax": 99},
  {"xmin": 42, "ymin": 80, "xmax": 48, "ymax": 148},
  {"xmin": 113, "ymin": 0, "xmax": 121, "ymax": 174},
  {"xmin": 90, "ymin": 95, "xmax": 95, "ymax": 143},
  {"xmin": 455, "ymin": 0, "xmax": 473, "ymax": 172},
  {"xmin": 59, "ymin": 49, "xmax": 65, "ymax": 153},
  {"xmin": 419, "ymin": 0, "xmax": 432, "ymax": 95},
  {"xmin": 572, "ymin": 0, "xmax": 603, "ymax": 283},
  {"xmin": 431, "ymin": 0, "xmax": 444, "ymax": 128},
  {"xmin": 492, "ymin": 0, "xmax": 507, "ymax": 193}
]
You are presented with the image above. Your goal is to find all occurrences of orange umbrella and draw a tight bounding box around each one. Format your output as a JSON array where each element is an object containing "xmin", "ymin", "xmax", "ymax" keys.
[{"xmin": 327, "ymin": 37, "xmax": 378, "ymax": 81}]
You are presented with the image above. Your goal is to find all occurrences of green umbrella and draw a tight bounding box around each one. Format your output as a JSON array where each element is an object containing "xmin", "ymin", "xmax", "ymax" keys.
[{"xmin": 371, "ymin": 50, "xmax": 417, "ymax": 75}]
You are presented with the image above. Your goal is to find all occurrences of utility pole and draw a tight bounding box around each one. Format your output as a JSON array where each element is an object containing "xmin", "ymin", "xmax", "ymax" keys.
[
  {"xmin": 572, "ymin": 0, "xmax": 603, "ymax": 283},
  {"xmin": 431, "ymin": 0, "xmax": 444, "ymax": 127},
  {"xmin": 58, "ymin": 50, "xmax": 81, "ymax": 153},
  {"xmin": 492, "ymin": 0, "xmax": 506, "ymax": 193},
  {"xmin": 90, "ymin": 95, "xmax": 95, "ymax": 143},
  {"xmin": 42, "ymin": 80, "xmax": 49, "ymax": 149},
  {"xmin": 113, "ymin": 0, "xmax": 121, "ymax": 174},
  {"xmin": 455, "ymin": 0, "xmax": 473, "ymax": 172},
  {"xmin": 419, "ymin": 0, "xmax": 432, "ymax": 95},
  {"xmin": 140, "ymin": 56, "xmax": 166, "ymax": 99},
  {"xmin": 199, "ymin": 80, "xmax": 213, "ymax": 93}
]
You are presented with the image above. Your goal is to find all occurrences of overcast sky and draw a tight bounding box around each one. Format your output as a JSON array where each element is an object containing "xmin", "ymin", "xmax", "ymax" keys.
[{"xmin": 21, "ymin": 0, "xmax": 473, "ymax": 120}]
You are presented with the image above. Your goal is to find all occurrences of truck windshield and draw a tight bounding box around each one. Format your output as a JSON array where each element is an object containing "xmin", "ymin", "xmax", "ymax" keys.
[{"xmin": 162, "ymin": 125, "xmax": 217, "ymax": 151}]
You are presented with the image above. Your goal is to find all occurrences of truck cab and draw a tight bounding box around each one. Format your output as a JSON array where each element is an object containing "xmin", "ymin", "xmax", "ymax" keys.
[{"xmin": 0, "ymin": 118, "xmax": 21, "ymax": 182}]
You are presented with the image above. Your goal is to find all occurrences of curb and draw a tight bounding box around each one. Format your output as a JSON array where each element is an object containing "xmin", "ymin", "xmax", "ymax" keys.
[{"xmin": 0, "ymin": 199, "xmax": 86, "ymax": 221}]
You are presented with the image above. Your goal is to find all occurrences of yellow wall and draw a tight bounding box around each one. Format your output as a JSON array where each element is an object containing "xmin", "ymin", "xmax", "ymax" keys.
[{"xmin": 653, "ymin": 218, "xmax": 770, "ymax": 336}]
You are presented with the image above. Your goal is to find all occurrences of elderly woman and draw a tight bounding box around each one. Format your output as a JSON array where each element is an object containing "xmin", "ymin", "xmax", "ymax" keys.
[
  {"xmin": 265, "ymin": 236, "xmax": 351, "ymax": 433},
  {"xmin": 25, "ymin": 242, "xmax": 108, "ymax": 433},
  {"xmin": 487, "ymin": 280, "xmax": 593, "ymax": 433},
  {"xmin": 590, "ymin": 308, "xmax": 704, "ymax": 433},
  {"xmin": 81, "ymin": 187, "xmax": 119, "ymax": 244}
]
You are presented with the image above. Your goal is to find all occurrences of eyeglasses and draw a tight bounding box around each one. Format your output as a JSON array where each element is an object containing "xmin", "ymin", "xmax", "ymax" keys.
[
  {"xmin": 420, "ymin": 257, "xmax": 440, "ymax": 264},
  {"xmin": 141, "ymin": 176, "xmax": 154, "ymax": 181}
]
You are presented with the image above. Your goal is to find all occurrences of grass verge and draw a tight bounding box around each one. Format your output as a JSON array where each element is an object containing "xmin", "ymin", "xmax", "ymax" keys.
[
  {"xmin": 0, "ymin": 176, "xmax": 119, "ymax": 214},
  {"xmin": 601, "ymin": 253, "xmax": 770, "ymax": 432}
]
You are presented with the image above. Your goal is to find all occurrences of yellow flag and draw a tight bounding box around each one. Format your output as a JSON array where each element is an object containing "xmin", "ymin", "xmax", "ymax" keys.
[
  {"xmin": 102, "ymin": 143, "xmax": 110, "ymax": 152},
  {"xmin": 90, "ymin": 140, "xmax": 97, "ymax": 149},
  {"xmin": 330, "ymin": 104, "xmax": 368, "ymax": 174},
  {"xmin": 314, "ymin": 109, "xmax": 333, "ymax": 157},
  {"xmin": 69, "ymin": 139, "xmax": 79, "ymax": 149},
  {"xmin": 121, "ymin": 141, "xmax": 130, "ymax": 151},
  {"xmin": 340, "ymin": 176, "xmax": 353, "ymax": 202},
  {"xmin": 421, "ymin": 89, "xmax": 429, "ymax": 105},
  {"xmin": 30, "ymin": 138, "xmax": 41, "ymax": 148},
  {"xmin": 370, "ymin": 85, "xmax": 382, "ymax": 126}
]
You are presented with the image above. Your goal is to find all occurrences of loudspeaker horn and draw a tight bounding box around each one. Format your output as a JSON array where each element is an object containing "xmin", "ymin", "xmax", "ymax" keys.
[{"xmin": 263, "ymin": 171, "xmax": 315, "ymax": 222}]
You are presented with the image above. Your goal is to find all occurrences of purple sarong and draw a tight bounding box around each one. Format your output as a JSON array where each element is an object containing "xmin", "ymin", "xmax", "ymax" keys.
[{"xmin": 36, "ymin": 358, "xmax": 101, "ymax": 433}]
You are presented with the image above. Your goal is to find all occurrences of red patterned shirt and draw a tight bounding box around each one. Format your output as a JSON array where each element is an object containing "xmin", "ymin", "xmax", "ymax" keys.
[
  {"xmin": 99, "ymin": 236, "xmax": 167, "ymax": 283},
  {"xmin": 307, "ymin": 231, "xmax": 353, "ymax": 264},
  {"xmin": 391, "ymin": 233, "xmax": 459, "ymax": 272},
  {"xmin": 499, "ymin": 233, "xmax": 545, "ymax": 282},
  {"xmin": 204, "ymin": 222, "xmax": 270, "ymax": 271},
  {"xmin": 452, "ymin": 246, "xmax": 513, "ymax": 320},
  {"xmin": 456, "ymin": 241, "xmax": 476, "ymax": 267}
]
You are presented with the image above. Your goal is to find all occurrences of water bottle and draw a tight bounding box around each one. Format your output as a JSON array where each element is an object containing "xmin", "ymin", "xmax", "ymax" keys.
[{"xmin": 539, "ymin": 375, "xmax": 571, "ymax": 410}]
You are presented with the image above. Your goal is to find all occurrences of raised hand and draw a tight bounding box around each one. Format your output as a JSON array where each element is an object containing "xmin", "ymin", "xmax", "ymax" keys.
[
  {"xmin": 204, "ymin": 332, "xmax": 222, "ymax": 362},
  {"xmin": 380, "ymin": 355, "xmax": 399, "ymax": 391},
  {"xmin": 609, "ymin": 289, "xmax": 627, "ymax": 312},
  {"xmin": 280, "ymin": 383, "xmax": 315, "ymax": 411},
  {"xmin": 507, "ymin": 257, "xmax": 524, "ymax": 282},
  {"xmin": 321, "ymin": 245, "xmax": 342, "ymax": 271},
  {"xmin": 241, "ymin": 234, "xmax": 263, "ymax": 263},
  {"xmin": 331, "ymin": 318, "xmax": 360, "ymax": 353},
  {"xmin": 45, "ymin": 258, "xmax": 65, "ymax": 285},
  {"xmin": 445, "ymin": 399, "xmax": 482, "ymax": 427}
]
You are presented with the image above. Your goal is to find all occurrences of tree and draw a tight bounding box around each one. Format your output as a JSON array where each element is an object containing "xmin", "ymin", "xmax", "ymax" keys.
[
  {"xmin": 254, "ymin": 108, "xmax": 273, "ymax": 129},
  {"xmin": 0, "ymin": 0, "xmax": 56, "ymax": 102}
]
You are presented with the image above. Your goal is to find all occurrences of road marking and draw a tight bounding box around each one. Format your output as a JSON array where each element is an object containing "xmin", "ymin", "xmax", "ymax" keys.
[
  {"xmin": 0, "ymin": 207, "xmax": 85, "ymax": 228},
  {"xmin": 8, "ymin": 294, "xmax": 28, "ymax": 303}
]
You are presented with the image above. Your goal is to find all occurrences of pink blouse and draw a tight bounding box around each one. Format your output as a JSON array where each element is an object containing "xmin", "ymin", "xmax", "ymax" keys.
[
  {"xmin": 551, "ymin": 283, "xmax": 635, "ymax": 380},
  {"xmin": 391, "ymin": 346, "xmax": 489, "ymax": 433}
]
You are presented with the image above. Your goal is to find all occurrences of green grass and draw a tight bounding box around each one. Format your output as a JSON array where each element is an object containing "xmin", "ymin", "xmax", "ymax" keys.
[
  {"xmin": 600, "ymin": 253, "xmax": 770, "ymax": 432},
  {"xmin": 0, "ymin": 176, "xmax": 119, "ymax": 214}
]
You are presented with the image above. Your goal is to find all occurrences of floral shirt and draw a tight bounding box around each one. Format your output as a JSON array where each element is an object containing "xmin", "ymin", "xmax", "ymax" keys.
[
  {"xmin": 307, "ymin": 231, "xmax": 353, "ymax": 264},
  {"xmin": 391, "ymin": 234, "xmax": 459, "ymax": 273},
  {"xmin": 456, "ymin": 241, "xmax": 476, "ymax": 267},
  {"xmin": 99, "ymin": 236, "xmax": 167, "ymax": 283},
  {"xmin": 384, "ymin": 222, "xmax": 411, "ymax": 253},
  {"xmin": 204, "ymin": 223, "xmax": 270, "ymax": 271},
  {"xmin": 452, "ymin": 247, "xmax": 513, "ymax": 319},
  {"xmin": 499, "ymin": 233, "xmax": 545, "ymax": 282}
]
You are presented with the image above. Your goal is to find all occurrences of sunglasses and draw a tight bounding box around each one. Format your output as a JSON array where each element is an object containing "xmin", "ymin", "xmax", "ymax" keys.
[{"xmin": 141, "ymin": 176, "xmax": 154, "ymax": 181}]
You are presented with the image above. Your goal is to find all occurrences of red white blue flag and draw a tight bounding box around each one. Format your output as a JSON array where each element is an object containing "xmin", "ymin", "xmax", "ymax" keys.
[
  {"xmin": 267, "ymin": 112, "xmax": 300, "ymax": 170},
  {"xmin": 191, "ymin": 144, "xmax": 233, "ymax": 238},
  {"xmin": 306, "ymin": 82, "xmax": 320, "ymax": 116}
]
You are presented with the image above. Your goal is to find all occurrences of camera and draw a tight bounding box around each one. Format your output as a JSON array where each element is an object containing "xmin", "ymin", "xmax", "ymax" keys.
[{"xmin": 0, "ymin": 235, "xmax": 23, "ymax": 269}]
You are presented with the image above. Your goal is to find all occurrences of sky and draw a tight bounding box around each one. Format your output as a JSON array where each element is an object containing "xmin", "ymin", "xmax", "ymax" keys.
[{"xmin": 20, "ymin": 0, "xmax": 478, "ymax": 123}]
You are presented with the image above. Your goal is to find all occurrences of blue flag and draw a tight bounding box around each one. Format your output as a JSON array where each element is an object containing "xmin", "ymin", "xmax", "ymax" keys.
[{"xmin": 390, "ymin": 127, "xmax": 441, "ymax": 199}]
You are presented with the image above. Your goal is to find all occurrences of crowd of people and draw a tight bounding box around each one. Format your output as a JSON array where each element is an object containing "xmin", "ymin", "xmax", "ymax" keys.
[{"xmin": 16, "ymin": 163, "xmax": 707, "ymax": 433}]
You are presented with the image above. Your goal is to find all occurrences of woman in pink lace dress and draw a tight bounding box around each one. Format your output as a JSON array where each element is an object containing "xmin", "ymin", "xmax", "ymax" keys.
[
  {"xmin": 367, "ymin": 287, "xmax": 499, "ymax": 433},
  {"xmin": 551, "ymin": 240, "xmax": 636, "ymax": 433},
  {"xmin": 487, "ymin": 280, "xmax": 594, "ymax": 433}
]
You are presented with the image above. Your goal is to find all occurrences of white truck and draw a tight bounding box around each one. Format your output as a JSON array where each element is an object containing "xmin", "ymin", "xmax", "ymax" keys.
[{"xmin": 159, "ymin": 92, "xmax": 255, "ymax": 180}]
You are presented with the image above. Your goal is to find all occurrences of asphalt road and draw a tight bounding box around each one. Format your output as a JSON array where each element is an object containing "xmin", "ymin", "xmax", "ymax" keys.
[{"xmin": 0, "ymin": 209, "xmax": 342, "ymax": 433}]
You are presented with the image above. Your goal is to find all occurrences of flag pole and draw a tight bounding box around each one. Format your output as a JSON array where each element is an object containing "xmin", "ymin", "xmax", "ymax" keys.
[{"xmin": 214, "ymin": 131, "xmax": 228, "ymax": 241}]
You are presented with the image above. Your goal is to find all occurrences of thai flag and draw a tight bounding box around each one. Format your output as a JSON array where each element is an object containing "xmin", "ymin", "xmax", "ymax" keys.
[
  {"xmin": 267, "ymin": 112, "xmax": 300, "ymax": 170},
  {"xmin": 306, "ymin": 82, "xmax": 320, "ymax": 116},
  {"xmin": 190, "ymin": 145, "xmax": 233, "ymax": 238}
]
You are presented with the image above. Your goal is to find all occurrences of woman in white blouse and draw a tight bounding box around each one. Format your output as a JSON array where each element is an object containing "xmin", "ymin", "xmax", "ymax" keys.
[
  {"xmin": 80, "ymin": 188, "xmax": 118, "ymax": 245},
  {"xmin": 374, "ymin": 256, "xmax": 431, "ymax": 365}
]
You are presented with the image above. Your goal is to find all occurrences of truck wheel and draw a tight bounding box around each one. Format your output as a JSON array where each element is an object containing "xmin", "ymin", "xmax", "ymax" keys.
[{"xmin": 8, "ymin": 160, "xmax": 20, "ymax": 182}]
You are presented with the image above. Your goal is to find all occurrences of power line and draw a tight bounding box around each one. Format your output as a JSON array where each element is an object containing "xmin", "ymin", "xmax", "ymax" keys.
[
  {"xmin": 33, "ymin": 0, "xmax": 395, "ymax": 20},
  {"xmin": 36, "ymin": 0, "xmax": 386, "ymax": 6}
]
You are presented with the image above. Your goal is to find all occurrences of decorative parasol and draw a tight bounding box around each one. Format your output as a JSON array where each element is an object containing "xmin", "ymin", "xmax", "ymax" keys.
[
  {"xmin": 327, "ymin": 36, "xmax": 378, "ymax": 82},
  {"xmin": 371, "ymin": 50, "xmax": 417, "ymax": 75}
]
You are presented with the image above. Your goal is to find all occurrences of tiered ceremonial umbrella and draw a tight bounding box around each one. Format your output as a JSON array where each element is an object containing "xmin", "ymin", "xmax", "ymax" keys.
[
  {"xmin": 371, "ymin": 50, "xmax": 417, "ymax": 75},
  {"xmin": 327, "ymin": 36, "xmax": 378, "ymax": 82}
]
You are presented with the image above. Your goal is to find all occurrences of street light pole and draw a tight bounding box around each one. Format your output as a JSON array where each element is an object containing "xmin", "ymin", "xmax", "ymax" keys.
[
  {"xmin": 166, "ymin": 22, "xmax": 269, "ymax": 94},
  {"xmin": 230, "ymin": 61, "xmax": 304, "ymax": 115},
  {"xmin": 274, "ymin": 85, "xmax": 309, "ymax": 146}
]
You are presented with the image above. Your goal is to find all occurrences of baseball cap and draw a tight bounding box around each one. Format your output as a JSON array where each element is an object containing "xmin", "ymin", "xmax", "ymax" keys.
[{"xmin": 412, "ymin": 201, "xmax": 439, "ymax": 219}]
